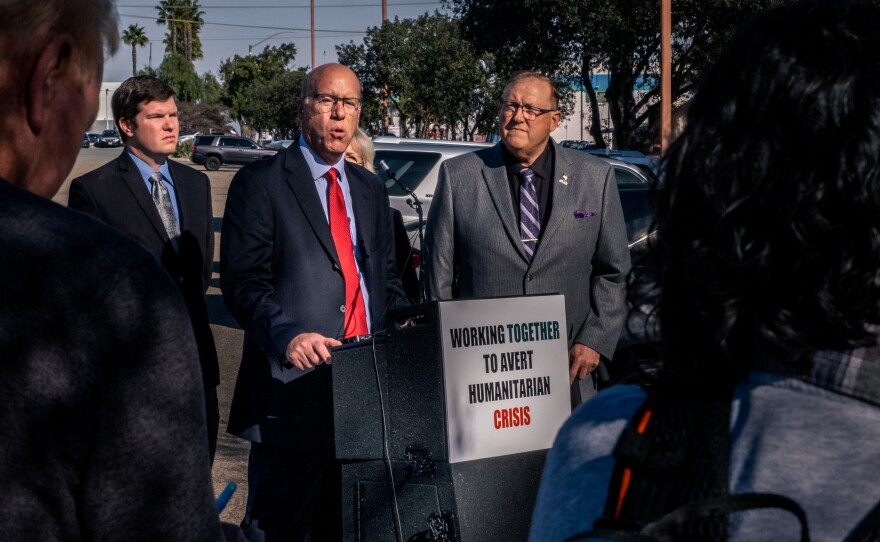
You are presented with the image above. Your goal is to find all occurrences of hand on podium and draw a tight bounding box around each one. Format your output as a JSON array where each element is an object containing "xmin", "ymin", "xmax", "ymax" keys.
[{"xmin": 286, "ymin": 333, "xmax": 342, "ymax": 370}]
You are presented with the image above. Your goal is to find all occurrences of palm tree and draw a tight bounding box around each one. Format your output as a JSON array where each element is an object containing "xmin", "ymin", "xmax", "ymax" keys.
[
  {"xmin": 121, "ymin": 24, "xmax": 149, "ymax": 76},
  {"xmin": 180, "ymin": 0, "xmax": 205, "ymax": 62},
  {"xmin": 156, "ymin": 0, "xmax": 181, "ymax": 56}
]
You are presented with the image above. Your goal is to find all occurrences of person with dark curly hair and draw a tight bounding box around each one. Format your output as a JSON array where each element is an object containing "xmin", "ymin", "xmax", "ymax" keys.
[{"xmin": 530, "ymin": 1, "xmax": 880, "ymax": 540}]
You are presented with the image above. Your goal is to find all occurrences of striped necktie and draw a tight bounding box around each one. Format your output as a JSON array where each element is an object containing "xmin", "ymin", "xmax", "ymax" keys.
[{"xmin": 518, "ymin": 167, "xmax": 540, "ymax": 260}]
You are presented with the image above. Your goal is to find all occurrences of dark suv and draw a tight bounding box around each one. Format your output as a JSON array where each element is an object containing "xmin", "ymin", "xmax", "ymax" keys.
[{"xmin": 191, "ymin": 135, "xmax": 277, "ymax": 170}]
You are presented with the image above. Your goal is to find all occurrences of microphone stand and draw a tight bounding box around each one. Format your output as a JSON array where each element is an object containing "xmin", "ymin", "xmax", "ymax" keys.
[{"xmin": 380, "ymin": 161, "xmax": 427, "ymax": 303}]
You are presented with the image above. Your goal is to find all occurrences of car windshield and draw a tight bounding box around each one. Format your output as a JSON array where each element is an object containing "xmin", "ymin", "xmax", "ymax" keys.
[{"xmin": 374, "ymin": 150, "xmax": 442, "ymax": 195}]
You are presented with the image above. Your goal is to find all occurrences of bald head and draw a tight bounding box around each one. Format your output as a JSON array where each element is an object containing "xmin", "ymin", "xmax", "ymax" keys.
[{"xmin": 298, "ymin": 63, "xmax": 363, "ymax": 164}]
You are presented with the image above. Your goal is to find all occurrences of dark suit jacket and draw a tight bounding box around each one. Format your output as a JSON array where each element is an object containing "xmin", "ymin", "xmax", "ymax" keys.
[
  {"xmin": 220, "ymin": 144, "xmax": 405, "ymax": 451},
  {"xmin": 0, "ymin": 179, "xmax": 222, "ymax": 541},
  {"xmin": 68, "ymin": 151, "xmax": 220, "ymax": 387}
]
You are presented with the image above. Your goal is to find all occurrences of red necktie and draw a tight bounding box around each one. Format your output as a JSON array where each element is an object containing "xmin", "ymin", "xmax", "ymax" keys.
[{"xmin": 326, "ymin": 167, "xmax": 368, "ymax": 338}]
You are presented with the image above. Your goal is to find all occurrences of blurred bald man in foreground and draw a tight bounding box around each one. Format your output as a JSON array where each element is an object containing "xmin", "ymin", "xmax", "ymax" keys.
[{"xmin": 0, "ymin": 0, "xmax": 241, "ymax": 539}]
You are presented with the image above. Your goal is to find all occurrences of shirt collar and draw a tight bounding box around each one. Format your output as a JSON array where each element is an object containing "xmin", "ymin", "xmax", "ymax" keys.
[
  {"xmin": 298, "ymin": 135, "xmax": 347, "ymax": 182},
  {"xmin": 128, "ymin": 149, "xmax": 173, "ymax": 185},
  {"xmin": 502, "ymin": 140, "xmax": 553, "ymax": 181}
]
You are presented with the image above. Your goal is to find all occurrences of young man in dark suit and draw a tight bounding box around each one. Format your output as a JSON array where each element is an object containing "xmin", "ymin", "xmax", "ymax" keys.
[
  {"xmin": 220, "ymin": 63, "xmax": 405, "ymax": 541},
  {"xmin": 68, "ymin": 76, "xmax": 220, "ymax": 462}
]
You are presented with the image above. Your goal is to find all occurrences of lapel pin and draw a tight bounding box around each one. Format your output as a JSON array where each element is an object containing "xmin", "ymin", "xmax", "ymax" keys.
[{"xmin": 559, "ymin": 174, "xmax": 569, "ymax": 186}]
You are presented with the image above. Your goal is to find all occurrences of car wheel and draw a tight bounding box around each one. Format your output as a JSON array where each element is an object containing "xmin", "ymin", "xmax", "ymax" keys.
[{"xmin": 205, "ymin": 156, "xmax": 221, "ymax": 171}]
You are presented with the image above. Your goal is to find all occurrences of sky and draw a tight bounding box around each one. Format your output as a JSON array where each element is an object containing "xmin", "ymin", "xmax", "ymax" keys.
[{"xmin": 106, "ymin": 0, "xmax": 449, "ymax": 82}]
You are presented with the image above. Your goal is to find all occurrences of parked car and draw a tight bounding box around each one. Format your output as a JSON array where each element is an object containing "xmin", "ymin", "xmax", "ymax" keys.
[
  {"xmin": 372, "ymin": 136, "xmax": 493, "ymax": 229},
  {"xmin": 265, "ymin": 139, "xmax": 295, "ymax": 150},
  {"xmin": 94, "ymin": 129, "xmax": 122, "ymax": 148},
  {"xmin": 583, "ymin": 148, "xmax": 660, "ymax": 179},
  {"xmin": 86, "ymin": 132, "xmax": 101, "ymax": 145},
  {"xmin": 190, "ymin": 135, "xmax": 278, "ymax": 170},
  {"xmin": 178, "ymin": 130, "xmax": 200, "ymax": 144},
  {"xmin": 81, "ymin": 133, "xmax": 90, "ymax": 148}
]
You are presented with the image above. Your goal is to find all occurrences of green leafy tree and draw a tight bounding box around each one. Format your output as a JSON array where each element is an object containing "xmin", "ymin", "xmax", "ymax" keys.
[
  {"xmin": 158, "ymin": 53, "xmax": 201, "ymax": 102},
  {"xmin": 199, "ymin": 72, "xmax": 222, "ymax": 105},
  {"xmin": 178, "ymin": 102, "xmax": 229, "ymax": 133},
  {"xmin": 247, "ymin": 70, "xmax": 307, "ymax": 138},
  {"xmin": 121, "ymin": 24, "xmax": 149, "ymax": 77},
  {"xmin": 219, "ymin": 43, "xmax": 300, "ymax": 137},
  {"xmin": 448, "ymin": 0, "xmax": 779, "ymax": 149},
  {"xmin": 337, "ymin": 13, "xmax": 497, "ymax": 140}
]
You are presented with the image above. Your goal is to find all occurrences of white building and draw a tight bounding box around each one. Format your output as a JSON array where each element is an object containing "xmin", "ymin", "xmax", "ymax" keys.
[{"xmin": 88, "ymin": 82, "xmax": 122, "ymax": 133}]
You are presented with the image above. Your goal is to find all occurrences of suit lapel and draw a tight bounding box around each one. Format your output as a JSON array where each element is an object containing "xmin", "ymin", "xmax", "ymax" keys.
[
  {"xmin": 167, "ymin": 160, "xmax": 191, "ymax": 230},
  {"xmin": 481, "ymin": 144, "xmax": 529, "ymax": 262},
  {"xmin": 118, "ymin": 152, "xmax": 171, "ymax": 243},
  {"xmin": 345, "ymin": 163, "xmax": 372, "ymax": 258},
  {"xmin": 537, "ymin": 143, "xmax": 579, "ymax": 255},
  {"xmin": 283, "ymin": 147, "xmax": 339, "ymax": 264}
]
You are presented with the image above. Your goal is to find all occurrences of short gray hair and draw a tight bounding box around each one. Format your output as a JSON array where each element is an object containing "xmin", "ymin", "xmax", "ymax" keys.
[
  {"xmin": 502, "ymin": 71, "xmax": 563, "ymax": 109},
  {"xmin": 0, "ymin": 0, "xmax": 119, "ymax": 76}
]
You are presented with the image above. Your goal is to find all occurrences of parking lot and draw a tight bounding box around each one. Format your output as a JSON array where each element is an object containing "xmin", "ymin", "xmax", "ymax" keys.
[{"xmin": 60, "ymin": 146, "xmax": 250, "ymax": 524}]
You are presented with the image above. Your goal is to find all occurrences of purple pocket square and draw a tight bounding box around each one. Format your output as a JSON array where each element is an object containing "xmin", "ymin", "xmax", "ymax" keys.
[{"xmin": 574, "ymin": 210, "xmax": 597, "ymax": 219}]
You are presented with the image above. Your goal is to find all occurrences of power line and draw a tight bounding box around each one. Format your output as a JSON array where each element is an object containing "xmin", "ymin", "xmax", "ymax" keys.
[
  {"xmin": 119, "ymin": 12, "xmax": 368, "ymax": 33},
  {"xmin": 119, "ymin": 2, "xmax": 441, "ymax": 8}
]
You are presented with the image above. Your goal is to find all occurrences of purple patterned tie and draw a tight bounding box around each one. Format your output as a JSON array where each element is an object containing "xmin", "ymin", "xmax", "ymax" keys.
[{"xmin": 519, "ymin": 167, "xmax": 540, "ymax": 260}]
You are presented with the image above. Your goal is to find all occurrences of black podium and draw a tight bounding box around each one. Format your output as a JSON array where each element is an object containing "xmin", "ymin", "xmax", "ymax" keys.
[{"xmin": 332, "ymin": 298, "xmax": 569, "ymax": 542}]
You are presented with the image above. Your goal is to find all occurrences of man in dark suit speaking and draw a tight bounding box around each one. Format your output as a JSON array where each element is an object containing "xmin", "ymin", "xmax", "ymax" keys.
[
  {"xmin": 424, "ymin": 71, "xmax": 631, "ymax": 406},
  {"xmin": 220, "ymin": 63, "xmax": 405, "ymax": 541},
  {"xmin": 68, "ymin": 75, "xmax": 220, "ymax": 461}
]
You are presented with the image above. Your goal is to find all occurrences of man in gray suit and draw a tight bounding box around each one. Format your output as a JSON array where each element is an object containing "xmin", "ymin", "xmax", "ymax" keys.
[{"xmin": 424, "ymin": 71, "xmax": 631, "ymax": 405}]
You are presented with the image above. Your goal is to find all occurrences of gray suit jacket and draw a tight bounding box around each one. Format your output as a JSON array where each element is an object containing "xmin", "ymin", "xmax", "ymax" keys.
[{"xmin": 424, "ymin": 141, "xmax": 631, "ymax": 360}]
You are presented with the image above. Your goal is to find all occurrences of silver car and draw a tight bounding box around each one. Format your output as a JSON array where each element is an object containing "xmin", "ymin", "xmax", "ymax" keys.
[{"xmin": 372, "ymin": 136, "xmax": 492, "ymax": 228}]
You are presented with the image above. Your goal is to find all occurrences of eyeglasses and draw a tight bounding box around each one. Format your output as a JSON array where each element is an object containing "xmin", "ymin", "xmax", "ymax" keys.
[
  {"xmin": 500, "ymin": 101, "xmax": 558, "ymax": 121},
  {"xmin": 309, "ymin": 94, "xmax": 361, "ymax": 115}
]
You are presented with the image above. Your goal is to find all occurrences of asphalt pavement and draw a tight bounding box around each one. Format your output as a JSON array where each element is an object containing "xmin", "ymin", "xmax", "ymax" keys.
[{"xmin": 60, "ymin": 146, "xmax": 250, "ymax": 524}]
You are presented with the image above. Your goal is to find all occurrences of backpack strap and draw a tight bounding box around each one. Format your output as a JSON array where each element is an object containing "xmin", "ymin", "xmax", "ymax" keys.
[
  {"xmin": 845, "ymin": 498, "xmax": 880, "ymax": 542},
  {"xmin": 641, "ymin": 492, "xmax": 810, "ymax": 542},
  {"xmin": 597, "ymin": 385, "xmax": 734, "ymax": 540}
]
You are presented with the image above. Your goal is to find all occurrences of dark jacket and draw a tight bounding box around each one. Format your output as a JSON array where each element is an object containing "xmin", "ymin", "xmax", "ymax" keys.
[
  {"xmin": 0, "ymin": 178, "xmax": 222, "ymax": 541},
  {"xmin": 220, "ymin": 144, "xmax": 405, "ymax": 451},
  {"xmin": 68, "ymin": 151, "xmax": 219, "ymax": 387}
]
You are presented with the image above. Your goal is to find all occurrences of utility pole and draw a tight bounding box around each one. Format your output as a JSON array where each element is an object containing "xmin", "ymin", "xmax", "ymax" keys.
[
  {"xmin": 311, "ymin": 0, "xmax": 316, "ymax": 68},
  {"xmin": 661, "ymin": 0, "xmax": 671, "ymax": 154},
  {"xmin": 383, "ymin": 0, "xmax": 390, "ymax": 134}
]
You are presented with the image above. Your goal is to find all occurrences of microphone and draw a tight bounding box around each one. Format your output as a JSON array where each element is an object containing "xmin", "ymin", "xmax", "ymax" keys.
[
  {"xmin": 379, "ymin": 160, "xmax": 421, "ymax": 208},
  {"xmin": 378, "ymin": 160, "xmax": 428, "ymax": 303}
]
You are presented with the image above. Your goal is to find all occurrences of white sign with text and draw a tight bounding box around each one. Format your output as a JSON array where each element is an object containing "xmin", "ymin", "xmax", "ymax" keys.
[{"xmin": 438, "ymin": 295, "xmax": 570, "ymax": 463}]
